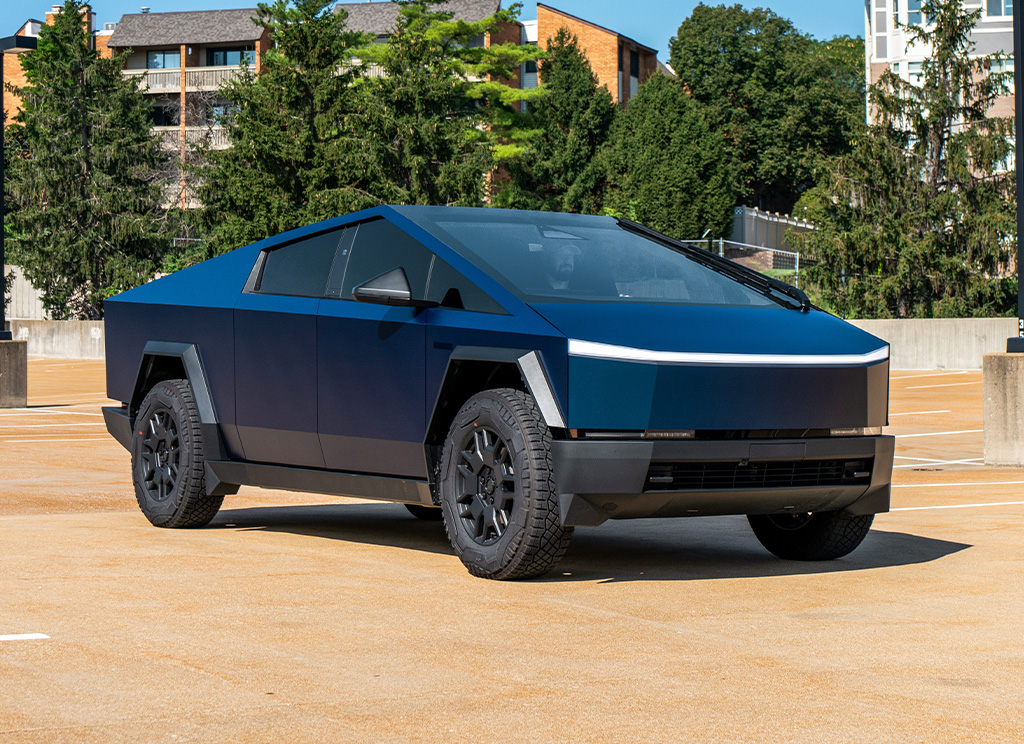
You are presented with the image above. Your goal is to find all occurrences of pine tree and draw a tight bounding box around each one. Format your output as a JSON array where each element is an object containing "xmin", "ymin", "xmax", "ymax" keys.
[
  {"xmin": 197, "ymin": 0, "xmax": 374, "ymax": 255},
  {"xmin": 5, "ymin": 0, "xmax": 166, "ymax": 319},
  {"xmin": 354, "ymin": 0, "xmax": 541, "ymax": 206},
  {"xmin": 497, "ymin": 28, "xmax": 616, "ymax": 213},
  {"xmin": 601, "ymin": 74, "xmax": 736, "ymax": 241},
  {"xmin": 794, "ymin": 0, "xmax": 1015, "ymax": 318}
]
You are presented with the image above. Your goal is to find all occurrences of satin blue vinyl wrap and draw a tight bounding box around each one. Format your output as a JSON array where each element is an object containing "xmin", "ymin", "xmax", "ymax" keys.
[{"xmin": 105, "ymin": 206, "xmax": 890, "ymax": 474}]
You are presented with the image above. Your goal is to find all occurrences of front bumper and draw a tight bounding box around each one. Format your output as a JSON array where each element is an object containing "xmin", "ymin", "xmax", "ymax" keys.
[{"xmin": 551, "ymin": 435, "xmax": 894, "ymax": 526}]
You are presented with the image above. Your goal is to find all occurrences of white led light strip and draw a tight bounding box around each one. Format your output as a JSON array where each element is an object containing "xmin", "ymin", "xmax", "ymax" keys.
[{"xmin": 568, "ymin": 339, "xmax": 890, "ymax": 366}]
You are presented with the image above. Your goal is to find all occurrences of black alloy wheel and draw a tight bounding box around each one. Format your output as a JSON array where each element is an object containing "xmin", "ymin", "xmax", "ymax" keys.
[
  {"xmin": 439, "ymin": 388, "xmax": 572, "ymax": 580},
  {"xmin": 131, "ymin": 379, "xmax": 223, "ymax": 528},
  {"xmin": 454, "ymin": 425, "xmax": 517, "ymax": 545}
]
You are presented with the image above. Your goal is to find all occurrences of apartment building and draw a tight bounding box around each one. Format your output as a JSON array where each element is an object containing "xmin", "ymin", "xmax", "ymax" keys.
[
  {"xmin": 106, "ymin": 9, "xmax": 272, "ymax": 155},
  {"xmin": 864, "ymin": 0, "xmax": 1014, "ymax": 121}
]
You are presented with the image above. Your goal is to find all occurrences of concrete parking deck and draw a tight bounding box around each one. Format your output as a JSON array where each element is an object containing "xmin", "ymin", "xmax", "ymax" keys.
[{"xmin": 1, "ymin": 361, "xmax": 1022, "ymax": 742}]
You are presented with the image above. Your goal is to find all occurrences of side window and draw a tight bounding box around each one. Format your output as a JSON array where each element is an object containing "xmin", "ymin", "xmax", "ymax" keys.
[
  {"xmin": 256, "ymin": 229, "xmax": 345, "ymax": 297},
  {"xmin": 340, "ymin": 219, "xmax": 434, "ymax": 299},
  {"xmin": 426, "ymin": 258, "xmax": 507, "ymax": 314}
]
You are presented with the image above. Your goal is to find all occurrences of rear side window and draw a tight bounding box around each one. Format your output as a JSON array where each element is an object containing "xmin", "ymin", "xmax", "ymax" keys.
[
  {"xmin": 340, "ymin": 219, "xmax": 434, "ymax": 299},
  {"xmin": 257, "ymin": 229, "xmax": 345, "ymax": 297}
]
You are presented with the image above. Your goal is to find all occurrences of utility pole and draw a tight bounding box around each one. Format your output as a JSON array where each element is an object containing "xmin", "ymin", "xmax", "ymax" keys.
[
  {"xmin": 1011, "ymin": 0, "xmax": 1024, "ymax": 352},
  {"xmin": 1, "ymin": 34, "xmax": 38, "ymax": 340}
]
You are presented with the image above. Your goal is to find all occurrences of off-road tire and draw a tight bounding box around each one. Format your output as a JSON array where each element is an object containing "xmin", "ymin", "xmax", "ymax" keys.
[
  {"xmin": 748, "ymin": 511, "xmax": 874, "ymax": 561},
  {"xmin": 132, "ymin": 379, "xmax": 222, "ymax": 528},
  {"xmin": 439, "ymin": 388, "xmax": 572, "ymax": 580},
  {"xmin": 405, "ymin": 503, "xmax": 443, "ymax": 521}
]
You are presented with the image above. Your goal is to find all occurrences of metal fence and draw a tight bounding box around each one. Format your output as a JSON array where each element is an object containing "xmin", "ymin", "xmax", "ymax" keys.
[{"xmin": 686, "ymin": 238, "xmax": 805, "ymax": 281}]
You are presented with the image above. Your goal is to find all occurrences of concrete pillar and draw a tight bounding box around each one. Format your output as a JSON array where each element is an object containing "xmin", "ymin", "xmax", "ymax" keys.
[
  {"xmin": 983, "ymin": 353, "xmax": 1024, "ymax": 465},
  {"xmin": 0, "ymin": 339, "xmax": 27, "ymax": 407}
]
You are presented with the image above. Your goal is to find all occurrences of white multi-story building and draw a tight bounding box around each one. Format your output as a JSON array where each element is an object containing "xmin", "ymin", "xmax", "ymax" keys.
[{"xmin": 864, "ymin": 0, "xmax": 1014, "ymax": 123}]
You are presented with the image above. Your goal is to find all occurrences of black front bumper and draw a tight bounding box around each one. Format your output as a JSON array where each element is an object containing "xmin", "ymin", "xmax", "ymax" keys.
[{"xmin": 551, "ymin": 436, "xmax": 894, "ymax": 526}]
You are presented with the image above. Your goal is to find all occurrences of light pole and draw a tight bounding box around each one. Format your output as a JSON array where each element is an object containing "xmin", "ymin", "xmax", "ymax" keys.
[
  {"xmin": 1, "ymin": 34, "xmax": 37, "ymax": 341},
  {"xmin": 1012, "ymin": 0, "xmax": 1024, "ymax": 351}
]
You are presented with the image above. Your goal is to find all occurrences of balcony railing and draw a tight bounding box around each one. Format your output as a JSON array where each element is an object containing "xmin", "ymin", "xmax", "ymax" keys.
[
  {"xmin": 153, "ymin": 125, "xmax": 231, "ymax": 151},
  {"xmin": 124, "ymin": 64, "xmax": 255, "ymax": 93}
]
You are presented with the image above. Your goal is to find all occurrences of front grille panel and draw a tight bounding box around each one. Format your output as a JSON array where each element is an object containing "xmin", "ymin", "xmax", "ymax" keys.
[{"xmin": 644, "ymin": 459, "xmax": 873, "ymax": 492}]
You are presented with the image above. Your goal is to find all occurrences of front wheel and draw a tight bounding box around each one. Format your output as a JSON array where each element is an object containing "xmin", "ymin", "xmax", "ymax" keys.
[
  {"xmin": 438, "ymin": 388, "xmax": 572, "ymax": 580},
  {"xmin": 747, "ymin": 511, "xmax": 874, "ymax": 561},
  {"xmin": 132, "ymin": 379, "xmax": 222, "ymax": 528}
]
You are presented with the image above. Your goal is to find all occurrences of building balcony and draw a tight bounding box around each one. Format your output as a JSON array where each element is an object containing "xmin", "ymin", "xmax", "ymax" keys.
[
  {"xmin": 124, "ymin": 65, "xmax": 255, "ymax": 94},
  {"xmin": 153, "ymin": 125, "xmax": 230, "ymax": 151}
]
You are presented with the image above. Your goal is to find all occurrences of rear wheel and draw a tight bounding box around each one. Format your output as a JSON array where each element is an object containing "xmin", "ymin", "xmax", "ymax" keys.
[
  {"xmin": 747, "ymin": 511, "xmax": 873, "ymax": 561},
  {"xmin": 438, "ymin": 388, "xmax": 572, "ymax": 580},
  {"xmin": 132, "ymin": 380, "xmax": 222, "ymax": 528}
]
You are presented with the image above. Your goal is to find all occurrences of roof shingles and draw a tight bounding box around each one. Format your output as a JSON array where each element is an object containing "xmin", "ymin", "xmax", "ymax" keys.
[
  {"xmin": 107, "ymin": 9, "xmax": 264, "ymax": 48},
  {"xmin": 334, "ymin": 0, "xmax": 502, "ymax": 36}
]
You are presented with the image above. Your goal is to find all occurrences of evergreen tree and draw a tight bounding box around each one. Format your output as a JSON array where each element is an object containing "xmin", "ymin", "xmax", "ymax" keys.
[
  {"xmin": 198, "ymin": 0, "xmax": 373, "ymax": 255},
  {"xmin": 602, "ymin": 74, "xmax": 735, "ymax": 241},
  {"xmin": 794, "ymin": 0, "xmax": 1015, "ymax": 319},
  {"xmin": 497, "ymin": 28, "xmax": 615, "ymax": 213},
  {"xmin": 354, "ymin": 0, "xmax": 541, "ymax": 206},
  {"xmin": 5, "ymin": 0, "xmax": 166, "ymax": 319},
  {"xmin": 669, "ymin": 4, "xmax": 864, "ymax": 214}
]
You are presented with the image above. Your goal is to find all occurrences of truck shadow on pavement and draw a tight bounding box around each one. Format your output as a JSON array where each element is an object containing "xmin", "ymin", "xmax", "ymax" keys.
[{"xmin": 212, "ymin": 503, "xmax": 970, "ymax": 583}]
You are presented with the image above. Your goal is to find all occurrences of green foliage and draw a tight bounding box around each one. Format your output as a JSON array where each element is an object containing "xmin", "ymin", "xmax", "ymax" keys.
[
  {"xmin": 794, "ymin": 0, "xmax": 1015, "ymax": 319},
  {"xmin": 602, "ymin": 74, "xmax": 735, "ymax": 241},
  {"xmin": 5, "ymin": 0, "xmax": 167, "ymax": 319},
  {"xmin": 496, "ymin": 28, "xmax": 615, "ymax": 213},
  {"xmin": 198, "ymin": 0, "xmax": 376, "ymax": 255},
  {"xmin": 353, "ymin": 0, "xmax": 540, "ymax": 206},
  {"xmin": 669, "ymin": 4, "xmax": 865, "ymax": 213}
]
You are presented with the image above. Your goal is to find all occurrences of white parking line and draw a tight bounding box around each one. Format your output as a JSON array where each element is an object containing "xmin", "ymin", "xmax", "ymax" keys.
[
  {"xmin": 907, "ymin": 381, "xmax": 983, "ymax": 390},
  {"xmin": 894, "ymin": 458, "xmax": 985, "ymax": 469},
  {"xmin": 888, "ymin": 410, "xmax": 952, "ymax": 417},
  {"xmin": 0, "ymin": 423, "xmax": 107, "ymax": 429},
  {"xmin": 891, "ymin": 371, "xmax": 968, "ymax": 380},
  {"xmin": 890, "ymin": 501, "xmax": 1024, "ymax": 511},
  {"xmin": 0, "ymin": 634, "xmax": 49, "ymax": 642},
  {"xmin": 893, "ymin": 481, "xmax": 1024, "ymax": 488},
  {"xmin": 894, "ymin": 429, "xmax": 984, "ymax": 438},
  {"xmin": 0, "ymin": 437, "xmax": 112, "ymax": 443},
  {"xmin": 0, "ymin": 409, "xmax": 104, "ymax": 417}
]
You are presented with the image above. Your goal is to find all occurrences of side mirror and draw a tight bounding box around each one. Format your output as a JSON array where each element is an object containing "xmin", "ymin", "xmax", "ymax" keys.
[{"xmin": 352, "ymin": 268, "xmax": 437, "ymax": 308}]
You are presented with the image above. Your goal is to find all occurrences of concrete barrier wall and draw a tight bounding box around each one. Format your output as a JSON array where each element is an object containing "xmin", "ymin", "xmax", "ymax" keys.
[
  {"xmin": 8, "ymin": 317, "xmax": 1019, "ymax": 369},
  {"xmin": 848, "ymin": 318, "xmax": 1017, "ymax": 370},
  {"xmin": 11, "ymin": 320, "xmax": 105, "ymax": 360}
]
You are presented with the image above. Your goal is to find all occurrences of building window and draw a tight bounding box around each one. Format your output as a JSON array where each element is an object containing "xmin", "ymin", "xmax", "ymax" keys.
[
  {"xmin": 892, "ymin": 62, "xmax": 901, "ymax": 75},
  {"xmin": 990, "ymin": 56, "xmax": 1015, "ymax": 94},
  {"xmin": 908, "ymin": 61, "xmax": 923, "ymax": 85},
  {"xmin": 206, "ymin": 47, "xmax": 255, "ymax": 67},
  {"xmin": 907, "ymin": 0, "xmax": 924, "ymax": 25},
  {"xmin": 618, "ymin": 47, "xmax": 624, "ymax": 103},
  {"xmin": 987, "ymin": 0, "xmax": 1013, "ymax": 17},
  {"xmin": 147, "ymin": 49, "xmax": 180, "ymax": 70},
  {"xmin": 150, "ymin": 104, "xmax": 176, "ymax": 127},
  {"xmin": 630, "ymin": 50, "xmax": 640, "ymax": 99}
]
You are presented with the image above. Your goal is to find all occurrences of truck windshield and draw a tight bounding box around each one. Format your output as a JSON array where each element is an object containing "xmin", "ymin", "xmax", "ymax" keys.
[{"xmin": 409, "ymin": 210, "xmax": 778, "ymax": 308}]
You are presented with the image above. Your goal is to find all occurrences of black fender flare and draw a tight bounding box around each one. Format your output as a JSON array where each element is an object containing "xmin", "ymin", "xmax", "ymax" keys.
[{"xmin": 129, "ymin": 341, "xmax": 228, "ymax": 462}]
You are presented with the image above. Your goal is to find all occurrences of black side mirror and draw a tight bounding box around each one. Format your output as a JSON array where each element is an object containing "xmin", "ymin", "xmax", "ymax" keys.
[{"xmin": 352, "ymin": 268, "xmax": 438, "ymax": 308}]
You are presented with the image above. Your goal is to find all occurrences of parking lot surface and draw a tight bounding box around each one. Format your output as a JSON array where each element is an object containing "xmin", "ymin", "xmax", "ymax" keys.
[{"xmin": 1, "ymin": 360, "xmax": 1022, "ymax": 742}]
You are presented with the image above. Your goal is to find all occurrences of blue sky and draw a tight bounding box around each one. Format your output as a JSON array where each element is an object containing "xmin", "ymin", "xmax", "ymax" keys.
[{"xmin": 44, "ymin": 1, "xmax": 865, "ymax": 57}]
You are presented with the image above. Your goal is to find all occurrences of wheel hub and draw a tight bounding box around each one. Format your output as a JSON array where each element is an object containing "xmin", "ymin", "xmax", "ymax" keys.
[
  {"xmin": 139, "ymin": 407, "xmax": 181, "ymax": 503},
  {"xmin": 455, "ymin": 426, "xmax": 516, "ymax": 546}
]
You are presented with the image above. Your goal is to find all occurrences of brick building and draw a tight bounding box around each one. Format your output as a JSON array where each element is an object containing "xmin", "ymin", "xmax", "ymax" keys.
[{"xmin": 531, "ymin": 3, "xmax": 660, "ymax": 107}]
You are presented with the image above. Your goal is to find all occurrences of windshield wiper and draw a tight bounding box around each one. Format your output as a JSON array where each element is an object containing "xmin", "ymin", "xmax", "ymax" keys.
[{"xmin": 617, "ymin": 219, "xmax": 811, "ymax": 312}]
